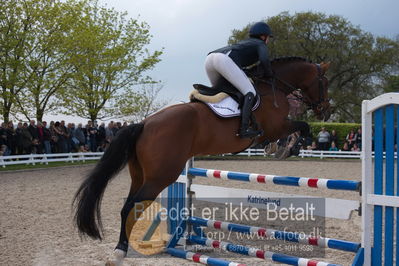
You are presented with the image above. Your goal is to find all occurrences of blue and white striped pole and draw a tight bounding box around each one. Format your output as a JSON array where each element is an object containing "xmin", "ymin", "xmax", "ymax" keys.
[
  {"xmin": 188, "ymin": 168, "xmax": 360, "ymax": 191},
  {"xmin": 189, "ymin": 217, "xmax": 360, "ymax": 253},
  {"xmin": 167, "ymin": 247, "xmax": 245, "ymax": 266}
]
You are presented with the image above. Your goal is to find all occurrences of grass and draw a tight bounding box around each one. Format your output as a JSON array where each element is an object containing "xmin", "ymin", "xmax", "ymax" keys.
[{"xmin": 0, "ymin": 160, "xmax": 97, "ymax": 172}]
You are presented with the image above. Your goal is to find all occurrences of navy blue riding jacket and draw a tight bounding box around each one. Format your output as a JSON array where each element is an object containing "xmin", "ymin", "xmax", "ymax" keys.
[{"xmin": 209, "ymin": 37, "xmax": 272, "ymax": 77}]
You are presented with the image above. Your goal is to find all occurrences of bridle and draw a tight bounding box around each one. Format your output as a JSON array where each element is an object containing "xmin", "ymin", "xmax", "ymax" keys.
[
  {"xmin": 305, "ymin": 64, "xmax": 330, "ymax": 112},
  {"xmin": 265, "ymin": 63, "xmax": 329, "ymax": 112}
]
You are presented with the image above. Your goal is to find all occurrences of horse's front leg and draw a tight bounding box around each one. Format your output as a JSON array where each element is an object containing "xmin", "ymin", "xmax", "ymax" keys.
[
  {"xmin": 267, "ymin": 119, "xmax": 310, "ymax": 159},
  {"xmin": 289, "ymin": 120, "xmax": 310, "ymax": 137}
]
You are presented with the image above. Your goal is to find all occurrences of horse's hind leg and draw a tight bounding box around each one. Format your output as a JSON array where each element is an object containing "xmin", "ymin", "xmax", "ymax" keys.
[
  {"xmin": 107, "ymin": 191, "xmax": 141, "ymax": 266},
  {"xmin": 108, "ymin": 160, "xmax": 187, "ymax": 265},
  {"xmin": 107, "ymin": 161, "xmax": 144, "ymax": 266},
  {"xmin": 108, "ymin": 185, "xmax": 175, "ymax": 266}
]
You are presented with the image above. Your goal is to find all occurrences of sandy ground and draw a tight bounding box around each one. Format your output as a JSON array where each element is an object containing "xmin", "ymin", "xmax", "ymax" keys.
[{"xmin": 0, "ymin": 159, "xmax": 361, "ymax": 266}]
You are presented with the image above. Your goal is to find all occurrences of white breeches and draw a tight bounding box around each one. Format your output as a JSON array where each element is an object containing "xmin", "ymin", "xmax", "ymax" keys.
[{"xmin": 205, "ymin": 52, "xmax": 256, "ymax": 95}]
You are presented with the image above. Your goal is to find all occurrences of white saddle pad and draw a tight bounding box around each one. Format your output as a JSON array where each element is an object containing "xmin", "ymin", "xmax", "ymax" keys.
[{"xmin": 204, "ymin": 95, "xmax": 260, "ymax": 118}]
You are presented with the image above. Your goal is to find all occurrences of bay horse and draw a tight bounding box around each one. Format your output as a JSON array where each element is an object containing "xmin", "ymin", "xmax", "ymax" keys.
[{"xmin": 73, "ymin": 57, "xmax": 331, "ymax": 265}]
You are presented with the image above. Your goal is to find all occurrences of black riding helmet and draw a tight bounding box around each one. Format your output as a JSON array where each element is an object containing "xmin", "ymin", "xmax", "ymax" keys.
[{"xmin": 249, "ymin": 21, "xmax": 273, "ymax": 38}]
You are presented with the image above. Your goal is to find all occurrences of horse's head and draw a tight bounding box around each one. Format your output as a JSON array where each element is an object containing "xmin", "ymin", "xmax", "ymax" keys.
[
  {"xmin": 254, "ymin": 57, "xmax": 332, "ymax": 121},
  {"xmin": 301, "ymin": 62, "xmax": 331, "ymax": 121}
]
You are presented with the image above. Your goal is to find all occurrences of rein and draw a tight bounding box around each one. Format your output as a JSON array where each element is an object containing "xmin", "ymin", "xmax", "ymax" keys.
[{"xmin": 252, "ymin": 63, "xmax": 328, "ymax": 111}]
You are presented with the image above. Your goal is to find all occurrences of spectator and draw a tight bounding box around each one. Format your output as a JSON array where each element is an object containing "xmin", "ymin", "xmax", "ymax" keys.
[
  {"xmin": 303, "ymin": 134, "xmax": 313, "ymax": 149},
  {"xmin": 111, "ymin": 121, "xmax": 119, "ymax": 136},
  {"xmin": 49, "ymin": 121, "xmax": 59, "ymax": 153},
  {"xmin": 42, "ymin": 121, "xmax": 52, "ymax": 154},
  {"xmin": 116, "ymin": 122, "xmax": 122, "ymax": 131},
  {"xmin": 88, "ymin": 121, "xmax": 98, "ymax": 152},
  {"xmin": 97, "ymin": 123, "xmax": 106, "ymax": 148},
  {"xmin": 352, "ymin": 143, "xmax": 360, "ymax": 151},
  {"xmin": 5, "ymin": 121, "xmax": 16, "ymax": 155},
  {"xmin": 105, "ymin": 122, "xmax": 114, "ymax": 143},
  {"xmin": 71, "ymin": 123, "xmax": 81, "ymax": 152},
  {"xmin": 0, "ymin": 144, "xmax": 9, "ymax": 156},
  {"xmin": 66, "ymin": 123, "xmax": 75, "ymax": 152},
  {"xmin": 36, "ymin": 122, "xmax": 45, "ymax": 154},
  {"xmin": 0, "ymin": 122, "xmax": 10, "ymax": 156},
  {"xmin": 355, "ymin": 128, "xmax": 362, "ymax": 150},
  {"xmin": 15, "ymin": 122, "xmax": 24, "ymax": 155},
  {"xmin": 53, "ymin": 121, "xmax": 65, "ymax": 153},
  {"xmin": 58, "ymin": 120, "xmax": 69, "ymax": 153},
  {"xmin": 307, "ymin": 141, "xmax": 317, "ymax": 151},
  {"xmin": 329, "ymin": 141, "xmax": 339, "ymax": 151},
  {"xmin": 21, "ymin": 122, "xmax": 33, "ymax": 154},
  {"xmin": 342, "ymin": 141, "xmax": 351, "ymax": 151},
  {"xmin": 330, "ymin": 129, "xmax": 339, "ymax": 148},
  {"xmin": 28, "ymin": 120, "xmax": 39, "ymax": 145},
  {"xmin": 317, "ymin": 127, "xmax": 330, "ymax": 150},
  {"xmin": 73, "ymin": 123, "xmax": 86, "ymax": 151},
  {"xmin": 346, "ymin": 129, "xmax": 356, "ymax": 149},
  {"xmin": 0, "ymin": 122, "xmax": 7, "ymax": 148}
]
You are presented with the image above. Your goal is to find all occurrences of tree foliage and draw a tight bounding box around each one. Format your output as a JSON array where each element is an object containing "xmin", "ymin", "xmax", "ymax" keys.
[
  {"xmin": 229, "ymin": 12, "xmax": 399, "ymax": 122},
  {"xmin": 62, "ymin": 1, "xmax": 163, "ymax": 122},
  {"xmin": 0, "ymin": 0, "xmax": 163, "ymax": 123},
  {"xmin": 0, "ymin": 0, "xmax": 34, "ymax": 122},
  {"xmin": 13, "ymin": 0, "xmax": 82, "ymax": 122}
]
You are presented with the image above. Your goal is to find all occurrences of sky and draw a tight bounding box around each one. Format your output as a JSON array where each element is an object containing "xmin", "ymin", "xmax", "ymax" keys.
[
  {"xmin": 45, "ymin": 0, "xmax": 399, "ymax": 123},
  {"xmin": 97, "ymin": 0, "xmax": 398, "ymax": 103}
]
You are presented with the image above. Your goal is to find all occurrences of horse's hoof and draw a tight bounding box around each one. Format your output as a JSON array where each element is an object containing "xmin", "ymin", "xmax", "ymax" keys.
[
  {"xmin": 105, "ymin": 248, "xmax": 126, "ymax": 266},
  {"xmin": 275, "ymin": 146, "xmax": 291, "ymax": 160},
  {"xmin": 264, "ymin": 142, "xmax": 278, "ymax": 155}
]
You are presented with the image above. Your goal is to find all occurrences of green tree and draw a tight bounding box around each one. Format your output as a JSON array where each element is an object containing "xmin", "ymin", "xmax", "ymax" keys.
[
  {"xmin": 12, "ymin": 0, "xmax": 83, "ymax": 122},
  {"xmin": 229, "ymin": 12, "xmax": 399, "ymax": 122},
  {"xmin": 63, "ymin": 0, "xmax": 162, "ymax": 122},
  {"xmin": 382, "ymin": 75, "xmax": 399, "ymax": 93},
  {"xmin": 0, "ymin": 0, "xmax": 35, "ymax": 122}
]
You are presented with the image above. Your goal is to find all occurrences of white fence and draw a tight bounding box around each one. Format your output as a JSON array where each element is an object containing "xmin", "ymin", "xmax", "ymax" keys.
[
  {"xmin": 233, "ymin": 149, "xmax": 362, "ymax": 159},
  {"xmin": 0, "ymin": 149, "xmax": 364, "ymax": 168},
  {"xmin": 0, "ymin": 152, "xmax": 103, "ymax": 168}
]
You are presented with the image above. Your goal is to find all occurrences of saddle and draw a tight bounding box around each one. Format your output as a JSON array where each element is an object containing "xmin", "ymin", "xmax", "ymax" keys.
[{"xmin": 191, "ymin": 78, "xmax": 244, "ymax": 105}]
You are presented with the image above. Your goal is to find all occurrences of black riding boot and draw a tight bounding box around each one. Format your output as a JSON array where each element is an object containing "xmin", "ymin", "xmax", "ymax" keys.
[{"xmin": 239, "ymin": 92, "xmax": 263, "ymax": 138}]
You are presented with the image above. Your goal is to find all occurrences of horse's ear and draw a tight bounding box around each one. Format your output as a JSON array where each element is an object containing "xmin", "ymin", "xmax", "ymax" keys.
[{"xmin": 320, "ymin": 62, "xmax": 331, "ymax": 73}]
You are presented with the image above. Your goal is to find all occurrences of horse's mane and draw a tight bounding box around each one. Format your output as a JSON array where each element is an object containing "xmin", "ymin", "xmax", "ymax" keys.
[{"xmin": 271, "ymin": 56, "xmax": 311, "ymax": 64}]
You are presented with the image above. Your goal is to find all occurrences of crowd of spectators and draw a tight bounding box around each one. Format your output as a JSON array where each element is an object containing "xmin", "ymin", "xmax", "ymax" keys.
[
  {"xmin": 0, "ymin": 120, "xmax": 129, "ymax": 156},
  {"xmin": 1, "ymin": 119, "xmax": 364, "ymax": 156},
  {"xmin": 305, "ymin": 127, "xmax": 362, "ymax": 152}
]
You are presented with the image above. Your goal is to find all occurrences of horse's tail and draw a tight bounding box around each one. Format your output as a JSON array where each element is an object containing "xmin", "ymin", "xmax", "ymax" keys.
[{"xmin": 73, "ymin": 123, "xmax": 144, "ymax": 240}]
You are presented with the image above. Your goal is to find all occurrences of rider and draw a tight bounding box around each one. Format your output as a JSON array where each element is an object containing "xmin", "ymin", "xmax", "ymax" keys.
[{"xmin": 205, "ymin": 21, "xmax": 274, "ymax": 138}]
